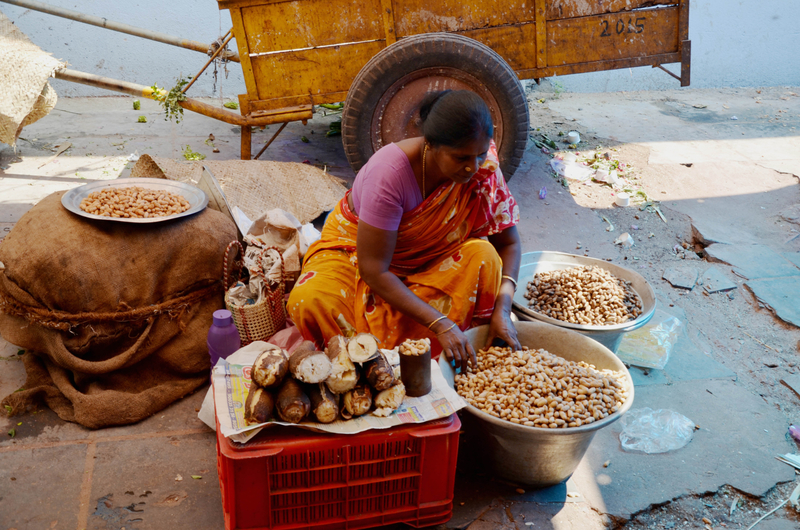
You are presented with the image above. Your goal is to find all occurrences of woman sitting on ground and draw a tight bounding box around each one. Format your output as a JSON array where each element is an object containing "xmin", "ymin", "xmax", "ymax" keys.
[{"xmin": 288, "ymin": 89, "xmax": 522, "ymax": 369}]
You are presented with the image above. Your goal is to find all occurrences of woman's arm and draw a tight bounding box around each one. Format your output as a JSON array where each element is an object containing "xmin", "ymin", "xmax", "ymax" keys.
[
  {"xmin": 486, "ymin": 225, "xmax": 522, "ymax": 350},
  {"xmin": 357, "ymin": 221, "xmax": 477, "ymax": 371}
]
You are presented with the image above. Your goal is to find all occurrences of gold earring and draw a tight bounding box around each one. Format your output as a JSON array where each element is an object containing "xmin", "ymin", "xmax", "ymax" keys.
[{"xmin": 465, "ymin": 167, "xmax": 472, "ymax": 172}]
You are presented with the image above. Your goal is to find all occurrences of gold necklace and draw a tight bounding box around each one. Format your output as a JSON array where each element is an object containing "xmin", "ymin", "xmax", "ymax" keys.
[{"xmin": 422, "ymin": 143, "xmax": 427, "ymax": 199}]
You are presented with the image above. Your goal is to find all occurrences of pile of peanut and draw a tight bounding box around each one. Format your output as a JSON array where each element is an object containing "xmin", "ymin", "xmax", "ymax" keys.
[
  {"xmin": 524, "ymin": 265, "xmax": 642, "ymax": 325},
  {"xmin": 455, "ymin": 346, "xmax": 628, "ymax": 428},
  {"xmin": 79, "ymin": 186, "xmax": 191, "ymax": 218},
  {"xmin": 399, "ymin": 338, "xmax": 431, "ymax": 356}
]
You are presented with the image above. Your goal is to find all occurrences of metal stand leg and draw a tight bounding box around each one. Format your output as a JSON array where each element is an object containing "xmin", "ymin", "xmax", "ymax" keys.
[
  {"xmin": 241, "ymin": 126, "xmax": 252, "ymax": 160},
  {"xmin": 680, "ymin": 40, "xmax": 691, "ymax": 87}
]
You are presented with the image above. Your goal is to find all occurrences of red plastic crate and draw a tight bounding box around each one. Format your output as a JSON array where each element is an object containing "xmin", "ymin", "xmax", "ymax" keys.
[{"xmin": 216, "ymin": 413, "xmax": 461, "ymax": 530}]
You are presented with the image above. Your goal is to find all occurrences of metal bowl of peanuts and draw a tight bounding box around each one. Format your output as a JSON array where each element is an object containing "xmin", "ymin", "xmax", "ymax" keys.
[
  {"xmin": 512, "ymin": 252, "xmax": 656, "ymax": 352},
  {"xmin": 61, "ymin": 178, "xmax": 208, "ymax": 223},
  {"xmin": 440, "ymin": 321, "xmax": 634, "ymax": 487}
]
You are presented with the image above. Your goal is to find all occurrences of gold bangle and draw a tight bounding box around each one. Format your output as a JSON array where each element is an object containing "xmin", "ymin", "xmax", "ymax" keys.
[
  {"xmin": 436, "ymin": 323, "xmax": 457, "ymax": 336},
  {"xmin": 502, "ymin": 275, "xmax": 518, "ymax": 290},
  {"xmin": 427, "ymin": 315, "xmax": 447, "ymax": 330}
]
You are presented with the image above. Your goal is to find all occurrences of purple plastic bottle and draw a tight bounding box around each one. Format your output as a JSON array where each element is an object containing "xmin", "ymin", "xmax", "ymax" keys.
[
  {"xmin": 790, "ymin": 425, "xmax": 800, "ymax": 443},
  {"xmin": 207, "ymin": 309, "xmax": 241, "ymax": 368}
]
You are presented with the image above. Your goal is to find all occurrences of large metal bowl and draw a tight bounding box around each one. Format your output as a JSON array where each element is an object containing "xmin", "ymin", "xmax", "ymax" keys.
[
  {"xmin": 512, "ymin": 251, "xmax": 657, "ymax": 352},
  {"xmin": 440, "ymin": 321, "xmax": 634, "ymax": 487}
]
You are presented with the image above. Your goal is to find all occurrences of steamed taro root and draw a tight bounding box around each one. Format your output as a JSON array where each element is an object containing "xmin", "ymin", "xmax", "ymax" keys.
[
  {"xmin": 325, "ymin": 335, "xmax": 359, "ymax": 394},
  {"xmin": 347, "ymin": 333, "xmax": 380, "ymax": 363},
  {"xmin": 244, "ymin": 386, "xmax": 275, "ymax": 425},
  {"xmin": 251, "ymin": 344, "xmax": 289, "ymax": 389},
  {"xmin": 364, "ymin": 351, "xmax": 396, "ymax": 391},
  {"xmin": 341, "ymin": 379, "xmax": 372, "ymax": 419},
  {"xmin": 373, "ymin": 382, "xmax": 406, "ymax": 417},
  {"xmin": 308, "ymin": 383, "xmax": 339, "ymax": 424},
  {"xmin": 289, "ymin": 340, "xmax": 332, "ymax": 383},
  {"xmin": 276, "ymin": 377, "xmax": 311, "ymax": 424}
]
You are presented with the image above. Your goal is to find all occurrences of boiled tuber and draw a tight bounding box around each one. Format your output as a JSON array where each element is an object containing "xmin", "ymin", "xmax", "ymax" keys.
[
  {"xmin": 364, "ymin": 351, "xmax": 396, "ymax": 391},
  {"xmin": 289, "ymin": 340, "xmax": 332, "ymax": 383},
  {"xmin": 308, "ymin": 382, "xmax": 339, "ymax": 424},
  {"xmin": 251, "ymin": 344, "xmax": 289, "ymax": 389},
  {"xmin": 244, "ymin": 386, "xmax": 275, "ymax": 425},
  {"xmin": 341, "ymin": 379, "xmax": 372, "ymax": 419},
  {"xmin": 325, "ymin": 335, "xmax": 358, "ymax": 394},
  {"xmin": 372, "ymin": 381, "xmax": 406, "ymax": 417},
  {"xmin": 276, "ymin": 377, "xmax": 310, "ymax": 424},
  {"xmin": 347, "ymin": 333, "xmax": 380, "ymax": 363}
]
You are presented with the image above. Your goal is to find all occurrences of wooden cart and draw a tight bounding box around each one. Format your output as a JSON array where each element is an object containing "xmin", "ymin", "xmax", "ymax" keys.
[
  {"xmin": 219, "ymin": 0, "xmax": 690, "ymax": 177},
  {"xmin": 6, "ymin": 0, "xmax": 688, "ymax": 177}
]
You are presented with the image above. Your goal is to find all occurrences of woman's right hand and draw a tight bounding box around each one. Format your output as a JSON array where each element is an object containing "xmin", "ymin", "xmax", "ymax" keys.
[{"xmin": 436, "ymin": 320, "xmax": 477, "ymax": 373}]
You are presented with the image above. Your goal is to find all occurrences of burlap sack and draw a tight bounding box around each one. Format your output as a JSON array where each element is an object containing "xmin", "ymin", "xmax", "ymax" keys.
[
  {"xmin": 0, "ymin": 11, "xmax": 64, "ymax": 146},
  {"xmin": 0, "ymin": 191, "xmax": 236, "ymax": 428}
]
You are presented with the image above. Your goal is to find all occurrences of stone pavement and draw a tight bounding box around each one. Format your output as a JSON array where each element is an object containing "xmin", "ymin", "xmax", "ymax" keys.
[
  {"xmin": 2, "ymin": 87, "xmax": 800, "ymax": 529},
  {"xmin": 702, "ymin": 243, "xmax": 800, "ymax": 328}
]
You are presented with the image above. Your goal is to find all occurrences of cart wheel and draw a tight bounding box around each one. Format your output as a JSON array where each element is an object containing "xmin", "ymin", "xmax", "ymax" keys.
[{"xmin": 342, "ymin": 33, "xmax": 529, "ymax": 180}]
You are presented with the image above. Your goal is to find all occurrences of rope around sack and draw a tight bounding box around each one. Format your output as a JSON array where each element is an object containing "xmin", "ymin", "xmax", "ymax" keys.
[{"xmin": 0, "ymin": 282, "xmax": 221, "ymax": 331}]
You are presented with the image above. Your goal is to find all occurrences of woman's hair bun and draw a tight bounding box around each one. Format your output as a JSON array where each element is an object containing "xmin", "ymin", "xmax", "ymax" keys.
[
  {"xmin": 419, "ymin": 90, "xmax": 452, "ymax": 122},
  {"xmin": 419, "ymin": 90, "xmax": 493, "ymax": 149}
]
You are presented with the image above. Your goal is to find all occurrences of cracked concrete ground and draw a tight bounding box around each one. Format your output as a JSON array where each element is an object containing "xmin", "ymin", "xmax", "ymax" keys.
[{"xmin": 1, "ymin": 85, "xmax": 800, "ymax": 529}]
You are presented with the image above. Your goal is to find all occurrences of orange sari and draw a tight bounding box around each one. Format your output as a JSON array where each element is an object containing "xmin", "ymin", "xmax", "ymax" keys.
[{"xmin": 287, "ymin": 142, "xmax": 519, "ymax": 351}]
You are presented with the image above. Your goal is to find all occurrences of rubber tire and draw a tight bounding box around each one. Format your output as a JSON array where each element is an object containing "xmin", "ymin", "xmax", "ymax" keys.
[{"xmin": 342, "ymin": 33, "xmax": 529, "ymax": 180}]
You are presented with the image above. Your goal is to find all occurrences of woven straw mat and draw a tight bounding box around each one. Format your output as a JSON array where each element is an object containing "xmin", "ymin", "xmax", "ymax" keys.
[
  {"xmin": 130, "ymin": 154, "xmax": 348, "ymax": 225},
  {"xmin": 0, "ymin": 11, "xmax": 64, "ymax": 147}
]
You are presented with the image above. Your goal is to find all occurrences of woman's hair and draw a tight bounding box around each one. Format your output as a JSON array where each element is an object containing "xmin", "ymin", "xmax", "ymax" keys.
[{"xmin": 419, "ymin": 90, "xmax": 493, "ymax": 148}]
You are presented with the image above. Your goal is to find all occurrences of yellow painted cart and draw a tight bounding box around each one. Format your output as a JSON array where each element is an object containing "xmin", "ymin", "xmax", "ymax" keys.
[
  {"xmin": 220, "ymin": 0, "xmax": 690, "ymax": 176},
  {"xmin": 3, "ymin": 0, "xmax": 688, "ymax": 177}
]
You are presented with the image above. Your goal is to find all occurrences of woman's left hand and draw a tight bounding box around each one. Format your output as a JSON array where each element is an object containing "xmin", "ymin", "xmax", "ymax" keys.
[{"xmin": 485, "ymin": 308, "xmax": 521, "ymax": 350}]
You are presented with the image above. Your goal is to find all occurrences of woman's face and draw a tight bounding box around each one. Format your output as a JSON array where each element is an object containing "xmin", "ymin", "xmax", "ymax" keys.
[{"xmin": 430, "ymin": 134, "xmax": 492, "ymax": 184}]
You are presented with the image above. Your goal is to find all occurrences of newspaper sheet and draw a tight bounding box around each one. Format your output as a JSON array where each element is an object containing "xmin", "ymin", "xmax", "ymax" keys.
[{"xmin": 212, "ymin": 343, "xmax": 467, "ymax": 443}]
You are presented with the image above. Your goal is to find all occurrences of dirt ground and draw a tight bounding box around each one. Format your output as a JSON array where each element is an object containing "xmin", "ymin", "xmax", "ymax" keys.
[
  {"xmin": 1, "ymin": 85, "xmax": 798, "ymax": 530},
  {"xmin": 621, "ymin": 481, "xmax": 800, "ymax": 530},
  {"xmin": 523, "ymin": 83, "xmax": 800, "ymax": 528},
  {"xmin": 528, "ymin": 89, "xmax": 800, "ymax": 412}
]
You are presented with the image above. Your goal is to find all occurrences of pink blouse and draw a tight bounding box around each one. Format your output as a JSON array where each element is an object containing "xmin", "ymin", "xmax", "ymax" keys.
[{"xmin": 350, "ymin": 143, "xmax": 423, "ymax": 231}]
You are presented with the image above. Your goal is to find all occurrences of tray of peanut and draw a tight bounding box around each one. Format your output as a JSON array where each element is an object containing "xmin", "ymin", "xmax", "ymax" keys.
[{"xmin": 61, "ymin": 178, "xmax": 208, "ymax": 223}]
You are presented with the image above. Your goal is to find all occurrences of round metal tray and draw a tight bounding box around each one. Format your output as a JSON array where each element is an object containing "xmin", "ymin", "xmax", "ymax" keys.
[
  {"xmin": 512, "ymin": 251, "xmax": 656, "ymax": 332},
  {"xmin": 61, "ymin": 178, "xmax": 208, "ymax": 223}
]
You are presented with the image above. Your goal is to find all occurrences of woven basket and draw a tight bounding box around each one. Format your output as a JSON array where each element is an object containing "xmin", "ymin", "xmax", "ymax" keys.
[{"xmin": 223, "ymin": 241, "xmax": 286, "ymax": 345}]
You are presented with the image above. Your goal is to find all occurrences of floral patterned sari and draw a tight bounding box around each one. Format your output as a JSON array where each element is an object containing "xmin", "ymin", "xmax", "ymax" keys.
[{"xmin": 287, "ymin": 141, "xmax": 519, "ymax": 351}]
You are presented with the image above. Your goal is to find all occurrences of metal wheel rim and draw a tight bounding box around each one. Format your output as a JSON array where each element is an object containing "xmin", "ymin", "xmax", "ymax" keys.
[{"xmin": 369, "ymin": 67, "xmax": 505, "ymax": 152}]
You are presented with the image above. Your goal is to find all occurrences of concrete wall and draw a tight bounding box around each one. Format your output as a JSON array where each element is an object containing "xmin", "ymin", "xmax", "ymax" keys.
[
  {"xmin": 555, "ymin": 0, "xmax": 800, "ymax": 92},
  {"xmin": 3, "ymin": 0, "xmax": 798, "ymax": 98}
]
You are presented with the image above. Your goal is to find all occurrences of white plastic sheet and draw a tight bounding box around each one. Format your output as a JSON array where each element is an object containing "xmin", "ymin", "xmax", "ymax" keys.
[{"xmin": 620, "ymin": 408, "xmax": 694, "ymax": 453}]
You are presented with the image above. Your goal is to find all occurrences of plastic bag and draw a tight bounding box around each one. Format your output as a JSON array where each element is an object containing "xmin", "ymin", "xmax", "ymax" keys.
[
  {"xmin": 549, "ymin": 158, "xmax": 593, "ymax": 182},
  {"xmin": 615, "ymin": 310, "xmax": 682, "ymax": 369},
  {"xmin": 245, "ymin": 209, "xmax": 321, "ymax": 284},
  {"xmin": 620, "ymin": 408, "xmax": 694, "ymax": 454}
]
